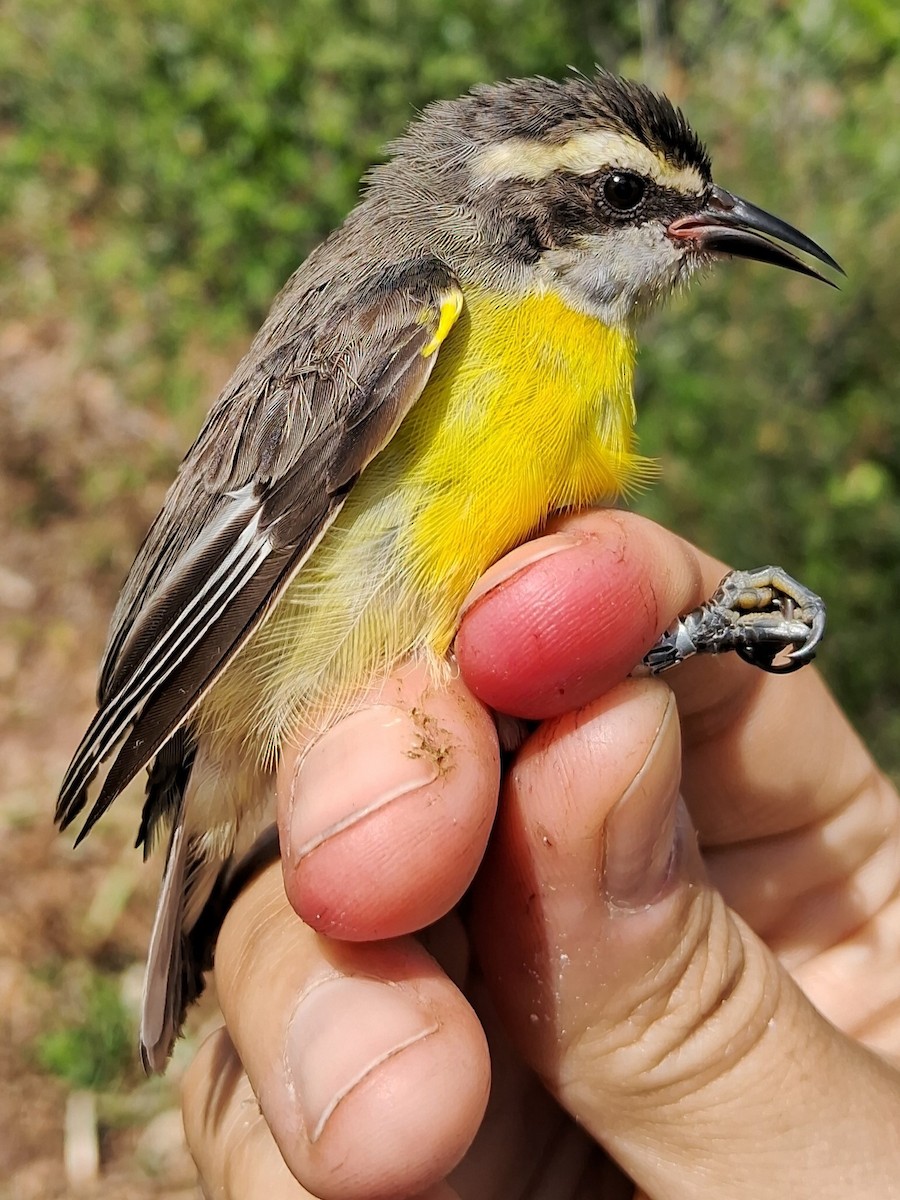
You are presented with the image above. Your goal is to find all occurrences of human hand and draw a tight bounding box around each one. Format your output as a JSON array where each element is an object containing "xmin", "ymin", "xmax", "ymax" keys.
[{"xmin": 182, "ymin": 510, "xmax": 900, "ymax": 1199}]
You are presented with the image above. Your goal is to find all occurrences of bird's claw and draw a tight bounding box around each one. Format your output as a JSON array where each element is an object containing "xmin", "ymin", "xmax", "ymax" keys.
[{"xmin": 636, "ymin": 566, "xmax": 826, "ymax": 677}]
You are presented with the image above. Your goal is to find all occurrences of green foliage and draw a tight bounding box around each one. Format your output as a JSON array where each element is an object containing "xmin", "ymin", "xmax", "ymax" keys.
[
  {"xmin": 2, "ymin": 0, "xmax": 899, "ymax": 771},
  {"xmin": 34, "ymin": 971, "xmax": 134, "ymax": 1090},
  {"xmin": 1, "ymin": 0, "xmax": 598, "ymax": 344}
]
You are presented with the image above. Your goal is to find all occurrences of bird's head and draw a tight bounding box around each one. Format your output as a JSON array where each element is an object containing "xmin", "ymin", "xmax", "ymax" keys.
[{"xmin": 370, "ymin": 72, "xmax": 841, "ymax": 326}]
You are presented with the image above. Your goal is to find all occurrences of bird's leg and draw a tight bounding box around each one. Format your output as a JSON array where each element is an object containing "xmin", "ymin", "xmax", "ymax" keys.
[{"xmin": 636, "ymin": 566, "xmax": 826, "ymax": 677}]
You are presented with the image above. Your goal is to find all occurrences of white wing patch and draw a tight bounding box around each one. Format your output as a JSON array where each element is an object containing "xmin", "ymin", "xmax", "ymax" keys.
[{"xmin": 58, "ymin": 496, "xmax": 272, "ymax": 821}]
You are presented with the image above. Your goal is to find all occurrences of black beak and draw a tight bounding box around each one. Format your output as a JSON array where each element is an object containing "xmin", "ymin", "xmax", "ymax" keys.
[{"xmin": 668, "ymin": 185, "xmax": 844, "ymax": 286}]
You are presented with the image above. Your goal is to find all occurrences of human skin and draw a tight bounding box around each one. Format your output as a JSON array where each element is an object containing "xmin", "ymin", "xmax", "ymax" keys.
[{"xmin": 181, "ymin": 510, "xmax": 900, "ymax": 1199}]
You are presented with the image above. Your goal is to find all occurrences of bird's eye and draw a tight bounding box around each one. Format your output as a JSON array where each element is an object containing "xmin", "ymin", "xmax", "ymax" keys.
[{"xmin": 602, "ymin": 172, "xmax": 646, "ymax": 212}]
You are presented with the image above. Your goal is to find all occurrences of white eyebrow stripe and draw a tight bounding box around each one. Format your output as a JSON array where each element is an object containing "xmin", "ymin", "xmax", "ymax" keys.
[{"xmin": 474, "ymin": 129, "xmax": 703, "ymax": 194}]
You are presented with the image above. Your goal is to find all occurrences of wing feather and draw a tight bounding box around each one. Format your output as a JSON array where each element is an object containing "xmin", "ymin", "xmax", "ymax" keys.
[{"xmin": 58, "ymin": 254, "xmax": 462, "ymax": 838}]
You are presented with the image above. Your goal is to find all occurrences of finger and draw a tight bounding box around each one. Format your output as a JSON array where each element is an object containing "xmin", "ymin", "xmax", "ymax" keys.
[
  {"xmin": 183, "ymin": 1028, "xmax": 320, "ymax": 1199},
  {"xmin": 277, "ymin": 660, "xmax": 500, "ymax": 940},
  {"xmin": 473, "ymin": 677, "xmax": 900, "ymax": 1199},
  {"xmin": 457, "ymin": 507, "xmax": 878, "ymax": 846},
  {"xmin": 685, "ymin": 658, "xmax": 900, "ymax": 1043},
  {"xmin": 183, "ymin": 1030, "xmax": 462, "ymax": 1200},
  {"xmin": 456, "ymin": 511, "xmax": 705, "ymax": 720},
  {"xmin": 209, "ymin": 859, "xmax": 488, "ymax": 1200},
  {"xmin": 448, "ymin": 978, "xmax": 636, "ymax": 1198},
  {"xmin": 458, "ymin": 507, "xmax": 816, "ymax": 787},
  {"xmin": 457, "ymin": 510, "xmax": 900, "ymax": 965}
]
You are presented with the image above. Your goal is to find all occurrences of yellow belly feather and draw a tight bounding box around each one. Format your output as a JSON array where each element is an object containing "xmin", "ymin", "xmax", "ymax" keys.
[{"xmin": 196, "ymin": 288, "xmax": 647, "ymax": 778}]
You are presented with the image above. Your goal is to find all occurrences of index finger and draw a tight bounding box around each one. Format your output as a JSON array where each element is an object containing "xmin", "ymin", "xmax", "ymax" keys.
[{"xmin": 276, "ymin": 661, "xmax": 500, "ymax": 940}]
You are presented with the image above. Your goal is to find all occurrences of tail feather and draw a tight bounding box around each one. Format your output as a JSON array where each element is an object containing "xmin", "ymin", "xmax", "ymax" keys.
[
  {"xmin": 139, "ymin": 804, "xmax": 224, "ymax": 1074},
  {"xmin": 138, "ymin": 734, "xmax": 225, "ymax": 1074},
  {"xmin": 138, "ymin": 741, "xmax": 281, "ymax": 1073}
]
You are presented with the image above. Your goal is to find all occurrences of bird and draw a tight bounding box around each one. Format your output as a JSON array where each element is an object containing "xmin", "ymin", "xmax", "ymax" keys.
[{"xmin": 56, "ymin": 71, "xmax": 841, "ymax": 1072}]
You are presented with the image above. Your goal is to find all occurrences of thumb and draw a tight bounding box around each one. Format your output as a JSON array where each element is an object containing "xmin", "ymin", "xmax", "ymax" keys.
[{"xmin": 472, "ymin": 678, "xmax": 900, "ymax": 1200}]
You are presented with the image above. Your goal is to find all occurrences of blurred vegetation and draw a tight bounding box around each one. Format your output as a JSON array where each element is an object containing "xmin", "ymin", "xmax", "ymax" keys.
[
  {"xmin": 2, "ymin": 0, "xmax": 899, "ymax": 771},
  {"xmin": 33, "ymin": 967, "xmax": 134, "ymax": 1090}
]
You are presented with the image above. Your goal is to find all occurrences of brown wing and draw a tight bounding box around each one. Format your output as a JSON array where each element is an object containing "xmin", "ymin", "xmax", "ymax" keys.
[{"xmin": 57, "ymin": 256, "xmax": 463, "ymax": 839}]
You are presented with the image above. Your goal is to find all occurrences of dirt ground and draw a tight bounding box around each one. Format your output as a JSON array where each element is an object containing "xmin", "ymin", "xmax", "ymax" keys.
[{"xmin": 0, "ymin": 316, "xmax": 237, "ymax": 1199}]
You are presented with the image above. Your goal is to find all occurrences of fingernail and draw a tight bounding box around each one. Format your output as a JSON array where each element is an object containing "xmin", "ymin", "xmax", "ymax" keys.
[
  {"xmin": 602, "ymin": 692, "xmax": 682, "ymax": 910},
  {"xmin": 287, "ymin": 976, "xmax": 438, "ymax": 1142},
  {"xmin": 290, "ymin": 706, "xmax": 441, "ymax": 860},
  {"xmin": 458, "ymin": 533, "xmax": 584, "ymax": 618}
]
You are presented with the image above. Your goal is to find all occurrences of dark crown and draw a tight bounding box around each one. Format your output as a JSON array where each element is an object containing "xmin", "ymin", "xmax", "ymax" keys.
[{"xmin": 400, "ymin": 72, "xmax": 712, "ymax": 181}]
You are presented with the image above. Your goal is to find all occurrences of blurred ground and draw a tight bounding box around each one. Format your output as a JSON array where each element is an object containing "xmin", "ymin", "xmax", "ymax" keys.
[{"xmin": 0, "ymin": 317, "xmax": 224, "ymax": 1198}]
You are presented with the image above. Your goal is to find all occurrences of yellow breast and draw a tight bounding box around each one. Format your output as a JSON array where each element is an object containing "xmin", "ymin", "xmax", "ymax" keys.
[
  {"xmin": 395, "ymin": 288, "xmax": 643, "ymax": 607},
  {"xmin": 199, "ymin": 287, "xmax": 647, "ymax": 760}
]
